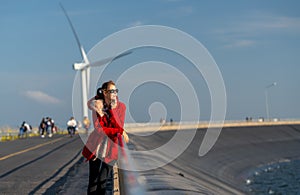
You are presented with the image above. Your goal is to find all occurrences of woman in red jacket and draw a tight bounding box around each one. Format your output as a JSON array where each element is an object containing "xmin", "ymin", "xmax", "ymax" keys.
[{"xmin": 82, "ymin": 80, "xmax": 128, "ymax": 194}]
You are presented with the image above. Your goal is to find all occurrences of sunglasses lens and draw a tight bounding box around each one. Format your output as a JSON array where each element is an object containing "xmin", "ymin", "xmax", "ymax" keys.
[{"xmin": 108, "ymin": 89, "xmax": 119, "ymax": 94}]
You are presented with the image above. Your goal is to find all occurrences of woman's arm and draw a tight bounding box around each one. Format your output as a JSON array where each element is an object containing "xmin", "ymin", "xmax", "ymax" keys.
[
  {"xmin": 92, "ymin": 100, "xmax": 126, "ymax": 139},
  {"xmin": 88, "ymin": 97, "xmax": 105, "ymax": 117},
  {"xmin": 87, "ymin": 97, "xmax": 96, "ymax": 110},
  {"xmin": 87, "ymin": 97, "xmax": 106, "ymax": 130},
  {"xmin": 95, "ymin": 116, "xmax": 123, "ymax": 137},
  {"xmin": 110, "ymin": 102, "xmax": 126, "ymax": 128}
]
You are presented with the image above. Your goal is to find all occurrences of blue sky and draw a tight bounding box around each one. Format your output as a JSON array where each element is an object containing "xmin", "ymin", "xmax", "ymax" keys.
[{"xmin": 0, "ymin": 0, "xmax": 300, "ymax": 128}]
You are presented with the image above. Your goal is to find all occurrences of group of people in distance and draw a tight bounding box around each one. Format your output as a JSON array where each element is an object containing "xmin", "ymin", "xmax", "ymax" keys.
[
  {"xmin": 18, "ymin": 117, "xmax": 57, "ymax": 139},
  {"xmin": 19, "ymin": 115, "xmax": 87, "ymax": 139},
  {"xmin": 39, "ymin": 117, "xmax": 56, "ymax": 138}
]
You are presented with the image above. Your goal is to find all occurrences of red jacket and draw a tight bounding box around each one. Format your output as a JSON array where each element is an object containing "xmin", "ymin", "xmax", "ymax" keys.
[{"xmin": 82, "ymin": 101, "xmax": 126, "ymax": 163}]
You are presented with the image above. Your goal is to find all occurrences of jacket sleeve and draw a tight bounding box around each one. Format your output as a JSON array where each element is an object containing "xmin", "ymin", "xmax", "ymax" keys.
[
  {"xmin": 95, "ymin": 113, "xmax": 124, "ymax": 138},
  {"xmin": 93, "ymin": 101, "xmax": 126, "ymax": 138},
  {"xmin": 110, "ymin": 102, "xmax": 126, "ymax": 128}
]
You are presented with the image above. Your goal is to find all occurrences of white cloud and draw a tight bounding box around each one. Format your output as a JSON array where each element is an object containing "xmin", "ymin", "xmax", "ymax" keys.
[
  {"xmin": 222, "ymin": 12, "xmax": 300, "ymax": 35},
  {"xmin": 23, "ymin": 90, "xmax": 61, "ymax": 104},
  {"xmin": 177, "ymin": 6, "xmax": 194, "ymax": 15},
  {"xmin": 160, "ymin": 5, "xmax": 194, "ymax": 17},
  {"xmin": 223, "ymin": 39, "xmax": 256, "ymax": 48},
  {"xmin": 246, "ymin": 13, "xmax": 300, "ymax": 31},
  {"xmin": 127, "ymin": 21, "xmax": 144, "ymax": 28},
  {"xmin": 215, "ymin": 12, "xmax": 300, "ymax": 48}
]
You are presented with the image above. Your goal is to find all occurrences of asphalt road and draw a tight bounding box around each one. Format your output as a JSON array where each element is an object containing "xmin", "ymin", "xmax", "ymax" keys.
[{"xmin": 0, "ymin": 134, "xmax": 84, "ymax": 195}]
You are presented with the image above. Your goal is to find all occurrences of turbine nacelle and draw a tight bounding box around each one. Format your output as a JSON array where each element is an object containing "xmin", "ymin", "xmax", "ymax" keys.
[{"xmin": 73, "ymin": 62, "xmax": 88, "ymax": 70}]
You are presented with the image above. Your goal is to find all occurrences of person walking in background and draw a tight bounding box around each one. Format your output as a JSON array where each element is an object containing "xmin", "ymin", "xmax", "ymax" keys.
[
  {"xmin": 39, "ymin": 118, "xmax": 46, "ymax": 138},
  {"xmin": 50, "ymin": 117, "xmax": 56, "ymax": 134},
  {"xmin": 83, "ymin": 116, "xmax": 91, "ymax": 134},
  {"xmin": 67, "ymin": 117, "xmax": 77, "ymax": 137},
  {"xmin": 18, "ymin": 121, "xmax": 32, "ymax": 138},
  {"xmin": 82, "ymin": 80, "xmax": 129, "ymax": 194},
  {"xmin": 45, "ymin": 117, "xmax": 54, "ymax": 138},
  {"xmin": 40, "ymin": 117, "xmax": 54, "ymax": 138}
]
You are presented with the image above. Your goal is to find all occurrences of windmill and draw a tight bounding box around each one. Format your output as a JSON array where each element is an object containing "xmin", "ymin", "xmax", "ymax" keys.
[{"xmin": 60, "ymin": 4, "xmax": 131, "ymax": 121}]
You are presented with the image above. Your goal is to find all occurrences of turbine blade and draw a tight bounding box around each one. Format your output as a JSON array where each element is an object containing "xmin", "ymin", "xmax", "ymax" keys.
[
  {"xmin": 89, "ymin": 51, "xmax": 132, "ymax": 67},
  {"xmin": 80, "ymin": 46, "xmax": 90, "ymax": 64},
  {"xmin": 60, "ymin": 3, "xmax": 86, "ymax": 61}
]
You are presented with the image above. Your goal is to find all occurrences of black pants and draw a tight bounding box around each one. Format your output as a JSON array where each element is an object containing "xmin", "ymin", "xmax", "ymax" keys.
[
  {"xmin": 67, "ymin": 126, "xmax": 75, "ymax": 135},
  {"xmin": 88, "ymin": 159, "xmax": 113, "ymax": 195}
]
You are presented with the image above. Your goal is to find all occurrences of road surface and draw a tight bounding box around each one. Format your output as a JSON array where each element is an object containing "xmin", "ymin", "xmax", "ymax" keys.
[{"xmin": 0, "ymin": 134, "xmax": 84, "ymax": 194}]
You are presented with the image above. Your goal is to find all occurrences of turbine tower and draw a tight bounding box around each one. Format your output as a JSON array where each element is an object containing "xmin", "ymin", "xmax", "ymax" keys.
[
  {"xmin": 60, "ymin": 4, "xmax": 92, "ymax": 120},
  {"xmin": 60, "ymin": 4, "xmax": 131, "ymax": 121}
]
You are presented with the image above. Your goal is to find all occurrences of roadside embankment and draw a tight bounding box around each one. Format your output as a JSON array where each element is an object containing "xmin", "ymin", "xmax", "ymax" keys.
[
  {"xmin": 124, "ymin": 119, "xmax": 300, "ymax": 133},
  {"xmin": 121, "ymin": 121, "xmax": 300, "ymax": 194}
]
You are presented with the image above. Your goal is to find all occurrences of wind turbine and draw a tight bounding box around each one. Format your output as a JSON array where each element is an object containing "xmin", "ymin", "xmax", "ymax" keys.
[{"xmin": 60, "ymin": 4, "xmax": 131, "ymax": 121}]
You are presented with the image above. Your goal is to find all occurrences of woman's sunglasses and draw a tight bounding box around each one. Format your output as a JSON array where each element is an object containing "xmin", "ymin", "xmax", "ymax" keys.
[{"xmin": 106, "ymin": 89, "xmax": 119, "ymax": 94}]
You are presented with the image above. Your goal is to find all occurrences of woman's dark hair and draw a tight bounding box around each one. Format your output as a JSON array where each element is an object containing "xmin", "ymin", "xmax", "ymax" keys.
[
  {"xmin": 95, "ymin": 87, "xmax": 104, "ymax": 100},
  {"xmin": 101, "ymin": 80, "xmax": 115, "ymax": 91},
  {"xmin": 95, "ymin": 80, "xmax": 115, "ymax": 100}
]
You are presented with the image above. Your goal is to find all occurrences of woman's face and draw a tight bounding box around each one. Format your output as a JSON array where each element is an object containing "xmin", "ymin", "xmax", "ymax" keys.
[{"xmin": 104, "ymin": 84, "xmax": 118, "ymax": 102}]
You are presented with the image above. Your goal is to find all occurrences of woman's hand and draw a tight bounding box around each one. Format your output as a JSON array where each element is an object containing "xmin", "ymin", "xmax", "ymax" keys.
[
  {"xmin": 123, "ymin": 130, "xmax": 129, "ymax": 143},
  {"xmin": 110, "ymin": 99, "xmax": 118, "ymax": 109}
]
